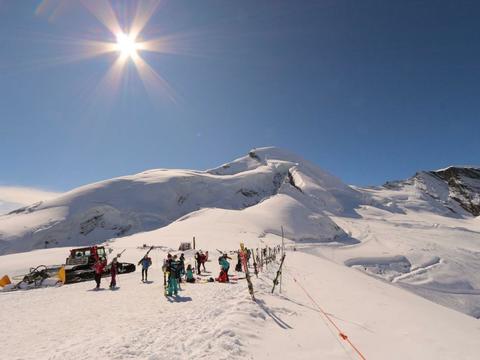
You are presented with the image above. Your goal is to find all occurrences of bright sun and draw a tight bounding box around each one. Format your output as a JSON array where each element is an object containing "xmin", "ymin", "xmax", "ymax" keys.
[
  {"xmin": 115, "ymin": 33, "xmax": 138, "ymax": 59},
  {"xmin": 51, "ymin": 0, "xmax": 177, "ymax": 102}
]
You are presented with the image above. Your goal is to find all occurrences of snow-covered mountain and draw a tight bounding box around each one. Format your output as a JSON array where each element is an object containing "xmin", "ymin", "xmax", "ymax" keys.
[
  {"xmin": 0, "ymin": 147, "xmax": 362, "ymax": 255},
  {"xmin": 2, "ymin": 148, "xmax": 478, "ymax": 258}
]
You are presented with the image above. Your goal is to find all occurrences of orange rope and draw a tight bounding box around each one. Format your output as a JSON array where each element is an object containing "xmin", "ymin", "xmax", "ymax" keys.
[{"xmin": 290, "ymin": 275, "xmax": 367, "ymax": 360}]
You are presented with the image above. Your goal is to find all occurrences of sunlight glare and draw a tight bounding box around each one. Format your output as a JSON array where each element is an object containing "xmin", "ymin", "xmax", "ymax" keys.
[{"xmin": 115, "ymin": 33, "xmax": 138, "ymax": 59}]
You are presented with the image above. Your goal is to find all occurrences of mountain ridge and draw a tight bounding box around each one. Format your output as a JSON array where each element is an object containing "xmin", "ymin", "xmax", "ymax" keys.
[{"xmin": 1, "ymin": 147, "xmax": 478, "ymax": 256}]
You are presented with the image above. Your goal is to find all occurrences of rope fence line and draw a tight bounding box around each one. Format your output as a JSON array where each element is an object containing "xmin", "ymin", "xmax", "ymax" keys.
[{"xmin": 283, "ymin": 267, "xmax": 367, "ymax": 360}]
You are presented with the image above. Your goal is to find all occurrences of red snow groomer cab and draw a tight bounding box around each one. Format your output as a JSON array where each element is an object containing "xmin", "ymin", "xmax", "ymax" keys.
[{"xmin": 59, "ymin": 246, "xmax": 135, "ymax": 284}]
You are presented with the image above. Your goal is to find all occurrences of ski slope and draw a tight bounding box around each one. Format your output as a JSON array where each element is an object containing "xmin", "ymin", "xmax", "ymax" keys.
[{"xmin": 1, "ymin": 235, "xmax": 479, "ymax": 360}]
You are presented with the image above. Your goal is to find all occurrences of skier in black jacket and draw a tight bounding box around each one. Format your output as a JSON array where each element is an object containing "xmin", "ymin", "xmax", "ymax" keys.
[{"xmin": 195, "ymin": 251, "xmax": 201, "ymax": 275}]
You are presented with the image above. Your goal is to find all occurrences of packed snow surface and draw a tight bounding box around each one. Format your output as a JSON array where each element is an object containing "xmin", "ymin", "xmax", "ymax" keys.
[{"xmin": 1, "ymin": 231, "xmax": 479, "ymax": 360}]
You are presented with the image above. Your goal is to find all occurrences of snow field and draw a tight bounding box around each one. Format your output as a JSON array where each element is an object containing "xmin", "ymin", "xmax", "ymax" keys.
[
  {"xmin": 251, "ymin": 250, "xmax": 480, "ymax": 360},
  {"xmin": 2, "ymin": 245, "xmax": 480, "ymax": 360},
  {"xmin": 0, "ymin": 248, "xmax": 259, "ymax": 360}
]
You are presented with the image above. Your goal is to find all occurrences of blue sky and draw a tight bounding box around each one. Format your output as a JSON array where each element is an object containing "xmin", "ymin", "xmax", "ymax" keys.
[{"xmin": 1, "ymin": 0, "xmax": 479, "ymax": 197}]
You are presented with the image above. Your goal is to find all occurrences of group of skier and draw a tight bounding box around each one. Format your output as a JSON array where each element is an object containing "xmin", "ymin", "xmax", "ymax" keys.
[
  {"xmin": 162, "ymin": 253, "xmax": 188, "ymax": 296},
  {"xmin": 159, "ymin": 251, "xmax": 236, "ymax": 295},
  {"xmin": 91, "ymin": 244, "xmax": 280, "ymax": 293}
]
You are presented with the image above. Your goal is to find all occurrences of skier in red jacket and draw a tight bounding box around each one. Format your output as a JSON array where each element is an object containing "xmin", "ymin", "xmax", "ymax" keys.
[{"xmin": 93, "ymin": 257, "xmax": 107, "ymax": 289}]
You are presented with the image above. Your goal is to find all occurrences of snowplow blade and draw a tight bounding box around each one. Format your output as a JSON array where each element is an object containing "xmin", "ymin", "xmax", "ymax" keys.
[
  {"xmin": 60, "ymin": 265, "xmax": 95, "ymax": 284},
  {"xmin": 0, "ymin": 275, "xmax": 11, "ymax": 287},
  {"xmin": 58, "ymin": 266, "xmax": 66, "ymax": 284}
]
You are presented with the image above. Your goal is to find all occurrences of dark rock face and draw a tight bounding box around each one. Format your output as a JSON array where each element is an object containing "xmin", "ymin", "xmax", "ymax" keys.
[{"xmin": 430, "ymin": 167, "xmax": 480, "ymax": 216}]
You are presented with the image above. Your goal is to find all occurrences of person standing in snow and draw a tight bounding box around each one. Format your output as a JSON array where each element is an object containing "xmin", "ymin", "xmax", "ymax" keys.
[
  {"xmin": 200, "ymin": 251, "xmax": 207, "ymax": 272},
  {"xmin": 167, "ymin": 255, "xmax": 180, "ymax": 296},
  {"xmin": 178, "ymin": 253, "xmax": 186, "ymax": 283},
  {"xmin": 162, "ymin": 253, "xmax": 172, "ymax": 288},
  {"xmin": 138, "ymin": 254, "xmax": 152, "ymax": 282},
  {"xmin": 185, "ymin": 264, "xmax": 195, "ymax": 283},
  {"xmin": 235, "ymin": 251, "xmax": 242, "ymax": 272},
  {"xmin": 163, "ymin": 253, "xmax": 172, "ymax": 270},
  {"xmin": 93, "ymin": 257, "xmax": 107, "ymax": 289},
  {"xmin": 109, "ymin": 258, "xmax": 118, "ymax": 289},
  {"xmin": 194, "ymin": 251, "xmax": 201, "ymax": 275}
]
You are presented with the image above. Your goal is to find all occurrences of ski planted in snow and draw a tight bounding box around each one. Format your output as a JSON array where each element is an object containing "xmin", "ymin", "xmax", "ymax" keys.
[
  {"xmin": 164, "ymin": 270, "xmax": 169, "ymax": 296},
  {"xmin": 240, "ymin": 243, "xmax": 255, "ymax": 301},
  {"xmin": 251, "ymin": 248, "xmax": 258, "ymax": 278},
  {"xmin": 271, "ymin": 253, "xmax": 286, "ymax": 294}
]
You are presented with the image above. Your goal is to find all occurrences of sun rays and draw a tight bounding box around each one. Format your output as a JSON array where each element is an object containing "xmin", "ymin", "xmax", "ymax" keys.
[{"xmin": 35, "ymin": 0, "xmax": 181, "ymax": 104}]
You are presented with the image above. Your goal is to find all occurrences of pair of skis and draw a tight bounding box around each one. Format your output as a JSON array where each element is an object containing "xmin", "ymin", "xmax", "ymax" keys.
[
  {"xmin": 271, "ymin": 253, "xmax": 286, "ymax": 293},
  {"xmin": 163, "ymin": 270, "xmax": 168, "ymax": 295},
  {"xmin": 108, "ymin": 249, "xmax": 126, "ymax": 267},
  {"xmin": 240, "ymin": 243, "xmax": 255, "ymax": 301},
  {"xmin": 138, "ymin": 246, "xmax": 154, "ymax": 263},
  {"xmin": 252, "ymin": 249, "xmax": 258, "ymax": 277}
]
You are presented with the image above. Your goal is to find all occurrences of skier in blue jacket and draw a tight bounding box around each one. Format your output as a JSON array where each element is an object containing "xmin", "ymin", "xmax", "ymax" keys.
[
  {"xmin": 218, "ymin": 254, "xmax": 231, "ymax": 282},
  {"xmin": 138, "ymin": 254, "xmax": 152, "ymax": 282}
]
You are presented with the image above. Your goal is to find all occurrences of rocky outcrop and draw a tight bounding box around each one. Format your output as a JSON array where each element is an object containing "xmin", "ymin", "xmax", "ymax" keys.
[
  {"xmin": 383, "ymin": 166, "xmax": 480, "ymax": 217},
  {"xmin": 430, "ymin": 167, "xmax": 480, "ymax": 216}
]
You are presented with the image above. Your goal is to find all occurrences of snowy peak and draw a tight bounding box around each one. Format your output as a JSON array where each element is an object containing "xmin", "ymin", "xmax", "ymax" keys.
[
  {"xmin": 207, "ymin": 147, "xmax": 308, "ymax": 176},
  {"xmin": 209, "ymin": 147, "xmax": 364, "ymax": 214},
  {"xmin": 382, "ymin": 166, "xmax": 480, "ymax": 217}
]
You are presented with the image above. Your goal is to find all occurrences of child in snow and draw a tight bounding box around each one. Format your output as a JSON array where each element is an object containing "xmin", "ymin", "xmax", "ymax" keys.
[
  {"xmin": 186, "ymin": 264, "xmax": 195, "ymax": 283},
  {"xmin": 138, "ymin": 254, "xmax": 152, "ymax": 282}
]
